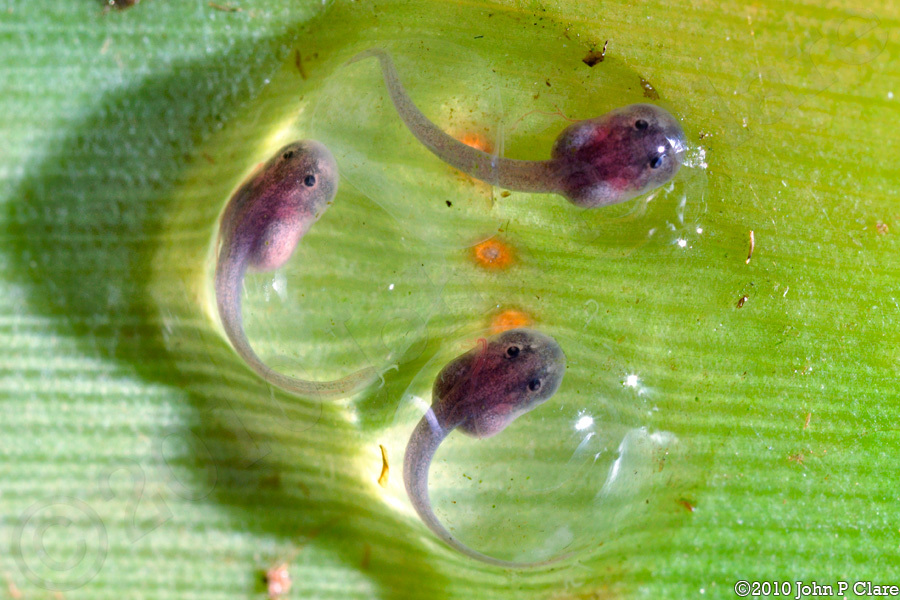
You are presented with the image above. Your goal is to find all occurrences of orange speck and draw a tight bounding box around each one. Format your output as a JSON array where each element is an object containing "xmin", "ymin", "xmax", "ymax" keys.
[
  {"xmin": 677, "ymin": 498, "xmax": 696, "ymax": 513},
  {"xmin": 473, "ymin": 239, "xmax": 514, "ymax": 270},
  {"xmin": 490, "ymin": 309, "xmax": 533, "ymax": 334},
  {"xmin": 459, "ymin": 132, "xmax": 493, "ymax": 153}
]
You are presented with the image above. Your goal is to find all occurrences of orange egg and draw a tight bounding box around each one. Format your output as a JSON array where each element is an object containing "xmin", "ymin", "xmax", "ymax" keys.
[
  {"xmin": 472, "ymin": 239, "xmax": 514, "ymax": 270},
  {"xmin": 459, "ymin": 132, "xmax": 493, "ymax": 153},
  {"xmin": 490, "ymin": 309, "xmax": 533, "ymax": 334}
]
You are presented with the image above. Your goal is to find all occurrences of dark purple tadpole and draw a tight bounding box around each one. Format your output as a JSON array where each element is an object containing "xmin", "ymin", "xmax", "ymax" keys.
[
  {"xmin": 403, "ymin": 328, "xmax": 566, "ymax": 567},
  {"xmin": 351, "ymin": 48, "xmax": 687, "ymax": 208},
  {"xmin": 215, "ymin": 140, "xmax": 378, "ymax": 399}
]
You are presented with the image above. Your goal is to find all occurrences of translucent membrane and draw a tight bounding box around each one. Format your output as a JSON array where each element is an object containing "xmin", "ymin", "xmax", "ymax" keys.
[
  {"xmin": 569, "ymin": 163, "xmax": 709, "ymax": 257},
  {"xmin": 310, "ymin": 41, "xmax": 506, "ymax": 249},
  {"xmin": 379, "ymin": 325, "xmax": 690, "ymax": 565},
  {"xmin": 237, "ymin": 239, "xmax": 448, "ymax": 390}
]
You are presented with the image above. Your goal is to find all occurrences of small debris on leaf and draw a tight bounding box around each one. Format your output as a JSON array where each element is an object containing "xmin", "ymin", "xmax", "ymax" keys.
[
  {"xmin": 294, "ymin": 50, "xmax": 308, "ymax": 79},
  {"xmin": 746, "ymin": 230, "xmax": 755, "ymax": 264},
  {"xmin": 4, "ymin": 573, "xmax": 22, "ymax": 600},
  {"xmin": 640, "ymin": 77, "xmax": 660, "ymax": 100},
  {"xmin": 788, "ymin": 451, "xmax": 807, "ymax": 468},
  {"xmin": 104, "ymin": 0, "xmax": 139, "ymax": 10},
  {"xmin": 582, "ymin": 40, "xmax": 608, "ymax": 66},
  {"xmin": 266, "ymin": 563, "xmax": 292, "ymax": 599},
  {"xmin": 209, "ymin": 2, "xmax": 242, "ymax": 11},
  {"xmin": 377, "ymin": 444, "xmax": 389, "ymax": 487}
]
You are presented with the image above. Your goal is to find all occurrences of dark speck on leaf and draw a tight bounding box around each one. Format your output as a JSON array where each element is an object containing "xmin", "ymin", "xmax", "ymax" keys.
[
  {"xmin": 445, "ymin": 201, "xmax": 452, "ymax": 207},
  {"xmin": 294, "ymin": 50, "xmax": 308, "ymax": 79},
  {"xmin": 582, "ymin": 40, "xmax": 608, "ymax": 67},
  {"xmin": 640, "ymin": 77, "xmax": 660, "ymax": 100},
  {"xmin": 208, "ymin": 1, "xmax": 242, "ymax": 11},
  {"xmin": 105, "ymin": 0, "xmax": 139, "ymax": 9}
]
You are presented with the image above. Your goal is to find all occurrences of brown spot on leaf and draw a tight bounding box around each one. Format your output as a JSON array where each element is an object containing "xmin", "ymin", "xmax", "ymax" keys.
[
  {"xmin": 788, "ymin": 451, "xmax": 807, "ymax": 468},
  {"xmin": 104, "ymin": 0, "xmax": 139, "ymax": 10},
  {"xmin": 208, "ymin": 2, "xmax": 242, "ymax": 11},
  {"xmin": 639, "ymin": 77, "xmax": 660, "ymax": 100},
  {"xmin": 582, "ymin": 40, "xmax": 608, "ymax": 66},
  {"xmin": 294, "ymin": 49, "xmax": 308, "ymax": 79}
]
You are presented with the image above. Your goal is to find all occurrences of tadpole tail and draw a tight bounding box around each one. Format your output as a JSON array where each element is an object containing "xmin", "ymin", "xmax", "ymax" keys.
[
  {"xmin": 403, "ymin": 410, "xmax": 570, "ymax": 569},
  {"xmin": 349, "ymin": 48, "xmax": 560, "ymax": 195},
  {"xmin": 214, "ymin": 245, "xmax": 379, "ymax": 400}
]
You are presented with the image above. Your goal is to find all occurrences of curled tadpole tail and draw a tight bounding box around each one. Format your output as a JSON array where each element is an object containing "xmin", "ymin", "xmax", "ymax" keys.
[
  {"xmin": 403, "ymin": 410, "xmax": 574, "ymax": 569},
  {"xmin": 215, "ymin": 239, "xmax": 380, "ymax": 400},
  {"xmin": 403, "ymin": 328, "xmax": 572, "ymax": 568},
  {"xmin": 214, "ymin": 139, "xmax": 381, "ymax": 400}
]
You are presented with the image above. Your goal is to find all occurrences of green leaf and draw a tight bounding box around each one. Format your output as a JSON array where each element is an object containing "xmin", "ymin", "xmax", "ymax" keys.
[{"xmin": 1, "ymin": 0, "xmax": 897, "ymax": 599}]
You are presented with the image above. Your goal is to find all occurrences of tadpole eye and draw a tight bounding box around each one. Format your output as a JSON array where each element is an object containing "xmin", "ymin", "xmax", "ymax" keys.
[
  {"xmin": 304, "ymin": 174, "xmax": 316, "ymax": 187},
  {"xmin": 635, "ymin": 119, "xmax": 649, "ymax": 130},
  {"xmin": 528, "ymin": 378, "xmax": 542, "ymax": 392},
  {"xmin": 506, "ymin": 346, "xmax": 520, "ymax": 358},
  {"xmin": 649, "ymin": 155, "xmax": 663, "ymax": 169},
  {"xmin": 283, "ymin": 150, "xmax": 294, "ymax": 160}
]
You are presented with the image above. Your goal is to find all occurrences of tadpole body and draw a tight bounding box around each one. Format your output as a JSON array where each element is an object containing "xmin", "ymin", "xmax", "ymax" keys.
[
  {"xmin": 404, "ymin": 329, "xmax": 566, "ymax": 567},
  {"xmin": 215, "ymin": 140, "xmax": 378, "ymax": 398},
  {"xmin": 353, "ymin": 49, "xmax": 687, "ymax": 208}
]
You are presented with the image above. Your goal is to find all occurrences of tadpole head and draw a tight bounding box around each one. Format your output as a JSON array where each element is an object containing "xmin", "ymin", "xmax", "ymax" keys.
[
  {"xmin": 551, "ymin": 104, "xmax": 686, "ymax": 208},
  {"xmin": 451, "ymin": 328, "xmax": 566, "ymax": 438},
  {"xmin": 270, "ymin": 140, "xmax": 339, "ymax": 216},
  {"xmin": 238, "ymin": 140, "xmax": 340, "ymax": 272}
]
